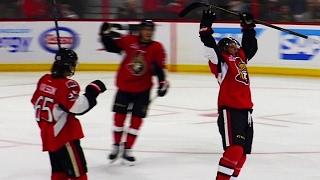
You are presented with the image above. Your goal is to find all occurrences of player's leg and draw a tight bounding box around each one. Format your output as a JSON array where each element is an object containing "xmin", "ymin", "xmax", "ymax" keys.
[
  {"xmin": 50, "ymin": 140, "xmax": 88, "ymax": 180},
  {"xmin": 49, "ymin": 151, "xmax": 68, "ymax": 180},
  {"xmin": 216, "ymin": 108, "xmax": 250, "ymax": 180},
  {"xmin": 110, "ymin": 90, "xmax": 132, "ymax": 160},
  {"xmin": 230, "ymin": 110, "xmax": 253, "ymax": 179},
  {"xmin": 122, "ymin": 89, "xmax": 150, "ymax": 163},
  {"xmin": 230, "ymin": 155, "xmax": 246, "ymax": 180}
]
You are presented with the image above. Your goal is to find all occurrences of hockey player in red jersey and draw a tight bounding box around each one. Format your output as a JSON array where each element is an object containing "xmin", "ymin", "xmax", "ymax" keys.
[
  {"xmin": 100, "ymin": 20, "xmax": 169, "ymax": 164},
  {"xmin": 31, "ymin": 48, "xmax": 106, "ymax": 180},
  {"xmin": 199, "ymin": 10, "xmax": 258, "ymax": 180}
]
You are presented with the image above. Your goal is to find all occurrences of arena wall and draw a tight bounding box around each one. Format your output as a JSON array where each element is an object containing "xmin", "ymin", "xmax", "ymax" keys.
[{"xmin": 0, "ymin": 21, "xmax": 319, "ymax": 76}]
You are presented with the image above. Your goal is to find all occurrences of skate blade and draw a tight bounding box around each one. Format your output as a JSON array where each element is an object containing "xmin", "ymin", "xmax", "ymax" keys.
[
  {"xmin": 109, "ymin": 158, "xmax": 118, "ymax": 164},
  {"xmin": 120, "ymin": 159, "xmax": 135, "ymax": 166},
  {"xmin": 108, "ymin": 155, "xmax": 120, "ymax": 164}
]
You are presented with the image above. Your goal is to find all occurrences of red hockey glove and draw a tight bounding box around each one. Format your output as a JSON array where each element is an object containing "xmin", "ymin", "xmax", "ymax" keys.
[{"xmin": 85, "ymin": 80, "xmax": 106, "ymax": 98}]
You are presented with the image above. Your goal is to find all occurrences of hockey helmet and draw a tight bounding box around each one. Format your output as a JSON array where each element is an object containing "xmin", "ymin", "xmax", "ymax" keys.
[
  {"xmin": 51, "ymin": 48, "xmax": 78, "ymax": 77},
  {"xmin": 139, "ymin": 19, "xmax": 155, "ymax": 30},
  {"xmin": 218, "ymin": 37, "xmax": 240, "ymax": 52}
]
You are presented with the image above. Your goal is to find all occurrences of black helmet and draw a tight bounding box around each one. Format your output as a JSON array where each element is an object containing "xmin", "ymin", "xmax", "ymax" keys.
[
  {"xmin": 217, "ymin": 37, "xmax": 240, "ymax": 52},
  {"xmin": 51, "ymin": 48, "xmax": 78, "ymax": 77},
  {"xmin": 139, "ymin": 19, "xmax": 155, "ymax": 30}
]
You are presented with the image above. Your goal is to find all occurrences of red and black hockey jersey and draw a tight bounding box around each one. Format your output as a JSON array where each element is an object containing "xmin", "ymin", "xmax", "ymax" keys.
[
  {"xmin": 31, "ymin": 74, "xmax": 91, "ymax": 151},
  {"xmin": 102, "ymin": 34, "xmax": 166, "ymax": 93},
  {"xmin": 201, "ymin": 29, "xmax": 258, "ymax": 110}
]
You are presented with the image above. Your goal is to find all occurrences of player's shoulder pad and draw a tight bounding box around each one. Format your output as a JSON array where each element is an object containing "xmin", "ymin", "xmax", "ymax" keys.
[{"xmin": 38, "ymin": 74, "xmax": 51, "ymax": 85}]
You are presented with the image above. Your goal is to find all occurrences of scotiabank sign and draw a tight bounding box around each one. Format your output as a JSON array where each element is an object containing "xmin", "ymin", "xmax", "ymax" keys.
[{"xmin": 39, "ymin": 27, "xmax": 79, "ymax": 53}]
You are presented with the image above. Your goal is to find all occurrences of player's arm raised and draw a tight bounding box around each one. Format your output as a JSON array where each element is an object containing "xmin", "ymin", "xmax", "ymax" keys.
[
  {"xmin": 60, "ymin": 80, "xmax": 106, "ymax": 115},
  {"xmin": 199, "ymin": 9, "xmax": 221, "ymax": 78},
  {"xmin": 99, "ymin": 22, "xmax": 123, "ymax": 54},
  {"xmin": 240, "ymin": 12, "xmax": 258, "ymax": 61}
]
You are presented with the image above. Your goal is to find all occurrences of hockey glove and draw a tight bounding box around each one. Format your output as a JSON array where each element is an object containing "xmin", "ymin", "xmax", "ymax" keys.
[
  {"xmin": 200, "ymin": 9, "xmax": 216, "ymax": 28},
  {"xmin": 85, "ymin": 80, "xmax": 107, "ymax": 98},
  {"xmin": 100, "ymin": 22, "xmax": 111, "ymax": 35},
  {"xmin": 199, "ymin": 9, "xmax": 216, "ymax": 36},
  {"xmin": 240, "ymin": 12, "xmax": 256, "ymax": 29},
  {"xmin": 100, "ymin": 22, "xmax": 121, "ymax": 38},
  {"xmin": 157, "ymin": 80, "xmax": 169, "ymax": 97}
]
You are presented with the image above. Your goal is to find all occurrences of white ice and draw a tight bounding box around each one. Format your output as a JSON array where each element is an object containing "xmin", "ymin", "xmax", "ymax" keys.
[{"xmin": 0, "ymin": 72, "xmax": 320, "ymax": 180}]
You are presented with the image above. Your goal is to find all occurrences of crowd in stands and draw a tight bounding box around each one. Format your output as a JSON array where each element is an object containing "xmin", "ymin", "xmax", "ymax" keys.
[
  {"xmin": 0, "ymin": 0, "xmax": 84, "ymax": 19},
  {"xmin": 0, "ymin": 0, "xmax": 319, "ymax": 22}
]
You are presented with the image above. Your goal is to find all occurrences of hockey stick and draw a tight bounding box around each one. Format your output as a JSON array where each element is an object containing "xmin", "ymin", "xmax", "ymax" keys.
[
  {"xmin": 52, "ymin": 0, "xmax": 62, "ymax": 49},
  {"xmin": 178, "ymin": 2, "xmax": 207, "ymax": 17},
  {"xmin": 179, "ymin": 2, "xmax": 320, "ymax": 43}
]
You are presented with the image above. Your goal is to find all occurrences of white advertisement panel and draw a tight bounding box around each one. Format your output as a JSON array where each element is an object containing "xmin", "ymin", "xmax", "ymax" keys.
[
  {"xmin": 0, "ymin": 21, "xmax": 171, "ymax": 64},
  {"xmin": 0, "ymin": 21, "xmax": 318, "ymax": 70},
  {"xmin": 176, "ymin": 23, "xmax": 320, "ymax": 69}
]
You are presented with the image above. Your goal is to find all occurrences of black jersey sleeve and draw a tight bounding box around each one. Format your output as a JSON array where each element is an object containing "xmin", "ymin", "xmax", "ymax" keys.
[{"xmin": 241, "ymin": 29, "xmax": 258, "ymax": 61}]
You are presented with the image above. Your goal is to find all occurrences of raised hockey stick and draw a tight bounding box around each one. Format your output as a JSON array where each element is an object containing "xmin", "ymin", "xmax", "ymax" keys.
[
  {"xmin": 179, "ymin": 2, "xmax": 320, "ymax": 43},
  {"xmin": 178, "ymin": 2, "xmax": 207, "ymax": 17},
  {"xmin": 52, "ymin": 0, "xmax": 62, "ymax": 49}
]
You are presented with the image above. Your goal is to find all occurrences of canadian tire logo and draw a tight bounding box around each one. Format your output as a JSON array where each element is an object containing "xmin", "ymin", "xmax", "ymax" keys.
[{"xmin": 39, "ymin": 27, "xmax": 79, "ymax": 53}]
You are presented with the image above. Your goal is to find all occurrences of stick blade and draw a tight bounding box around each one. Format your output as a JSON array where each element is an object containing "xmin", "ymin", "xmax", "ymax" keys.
[{"xmin": 179, "ymin": 2, "xmax": 208, "ymax": 17}]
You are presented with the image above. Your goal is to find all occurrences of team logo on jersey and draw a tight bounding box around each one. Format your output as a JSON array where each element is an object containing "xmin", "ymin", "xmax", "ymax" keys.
[
  {"xmin": 235, "ymin": 58, "xmax": 249, "ymax": 85},
  {"xmin": 128, "ymin": 51, "xmax": 147, "ymax": 76}
]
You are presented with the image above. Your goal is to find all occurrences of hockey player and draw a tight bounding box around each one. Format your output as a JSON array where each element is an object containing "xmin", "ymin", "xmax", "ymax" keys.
[
  {"xmin": 31, "ymin": 48, "xmax": 106, "ymax": 180},
  {"xmin": 100, "ymin": 20, "xmax": 169, "ymax": 164},
  {"xmin": 199, "ymin": 10, "xmax": 258, "ymax": 180}
]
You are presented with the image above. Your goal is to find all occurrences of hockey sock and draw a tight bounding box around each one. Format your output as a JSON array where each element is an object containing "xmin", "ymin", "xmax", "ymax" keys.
[
  {"xmin": 51, "ymin": 172, "xmax": 68, "ymax": 180},
  {"xmin": 216, "ymin": 145, "xmax": 244, "ymax": 180},
  {"xmin": 231, "ymin": 155, "xmax": 247, "ymax": 179},
  {"xmin": 113, "ymin": 113, "xmax": 126, "ymax": 145},
  {"xmin": 71, "ymin": 174, "xmax": 88, "ymax": 180},
  {"xmin": 125, "ymin": 116, "xmax": 143, "ymax": 149}
]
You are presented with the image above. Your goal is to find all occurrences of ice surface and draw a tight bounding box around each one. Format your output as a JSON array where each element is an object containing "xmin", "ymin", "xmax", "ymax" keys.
[{"xmin": 0, "ymin": 72, "xmax": 319, "ymax": 180}]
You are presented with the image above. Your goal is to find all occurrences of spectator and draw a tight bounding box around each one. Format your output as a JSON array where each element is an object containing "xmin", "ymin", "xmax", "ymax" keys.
[
  {"xmin": 22, "ymin": 0, "xmax": 49, "ymax": 18},
  {"xmin": 60, "ymin": 3, "xmax": 79, "ymax": 19},
  {"xmin": 143, "ymin": 0, "xmax": 163, "ymax": 19},
  {"xmin": 58, "ymin": 0, "xmax": 85, "ymax": 18},
  {"xmin": 0, "ymin": 3, "xmax": 9, "ymax": 18},
  {"xmin": 166, "ymin": 0, "xmax": 186, "ymax": 19},
  {"xmin": 260, "ymin": 0, "xmax": 281, "ymax": 21},
  {"xmin": 304, "ymin": 0, "xmax": 320, "ymax": 22},
  {"xmin": 278, "ymin": 5, "xmax": 294, "ymax": 22},
  {"xmin": 228, "ymin": 0, "xmax": 247, "ymax": 12},
  {"xmin": 118, "ymin": 0, "xmax": 138, "ymax": 19},
  {"xmin": 289, "ymin": 0, "xmax": 307, "ymax": 22}
]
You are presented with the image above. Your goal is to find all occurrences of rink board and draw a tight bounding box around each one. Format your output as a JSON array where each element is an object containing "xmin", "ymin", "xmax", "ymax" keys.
[{"xmin": 0, "ymin": 21, "xmax": 319, "ymax": 76}]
